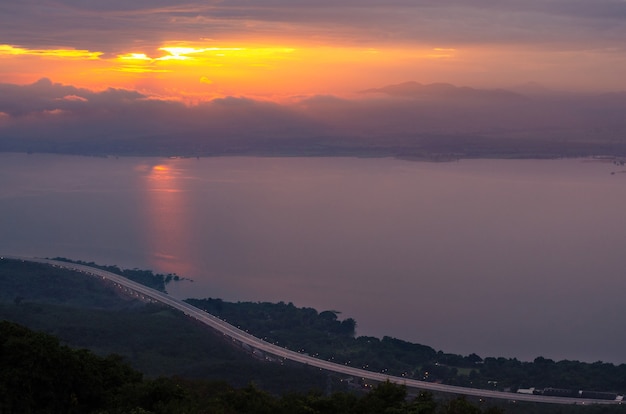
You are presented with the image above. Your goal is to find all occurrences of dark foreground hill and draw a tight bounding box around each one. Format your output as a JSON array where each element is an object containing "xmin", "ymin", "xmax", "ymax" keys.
[
  {"xmin": 0, "ymin": 259, "xmax": 333, "ymax": 393},
  {"xmin": 2, "ymin": 320, "xmax": 510, "ymax": 414}
]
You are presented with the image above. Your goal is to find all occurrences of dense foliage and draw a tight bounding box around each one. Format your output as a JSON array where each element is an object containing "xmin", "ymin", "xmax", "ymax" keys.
[
  {"xmin": 187, "ymin": 298, "xmax": 626, "ymax": 395},
  {"xmin": 51, "ymin": 257, "xmax": 181, "ymax": 292},
  {"xmin": 0, "ymin": 259, "xmax": 334, "ymax": 393},
  {"xmin": 0, "ymin": 321, "xmax": 142, "ymax": 413},
  {"xmin": 0, "ymin": 259, "xmax": 129, "ymax": 309},
  {"xmin": 1, "ymin": 320, "xmax": 511, "ymax": 414}
]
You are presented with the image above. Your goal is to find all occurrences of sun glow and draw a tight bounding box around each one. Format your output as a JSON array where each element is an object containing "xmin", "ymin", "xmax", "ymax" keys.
[
  {"xmin": 0, "ymin": 41, "xmax": 465, "ymax": 100},
  {"xmin": 119, "ymin": 53, "xmax": 152, "ymax": 61},
  {"xmin": 117, "ymin": 46, "xmax": 294, "ymax": 63},
  {"xmin": 0, "ymin": 44, "xmax": 102, "ymax": 59}
]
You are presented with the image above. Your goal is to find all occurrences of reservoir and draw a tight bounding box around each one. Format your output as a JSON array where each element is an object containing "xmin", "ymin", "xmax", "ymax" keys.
[{"xmin": 1, "ymin": 153, "xmax": 625, "ymax": 364}]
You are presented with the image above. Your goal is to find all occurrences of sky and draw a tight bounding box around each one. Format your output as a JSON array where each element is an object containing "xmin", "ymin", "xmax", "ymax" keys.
[
  {"xmin": 1, "ymin": 1, "xmax": 626, "ymax": 154},
  {"xmin": 2, "ymin": 0, "xmax": 626, "ymax": 101}
]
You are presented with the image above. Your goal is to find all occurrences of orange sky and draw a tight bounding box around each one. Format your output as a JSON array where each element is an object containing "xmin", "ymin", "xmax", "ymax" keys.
[
  {"xmin": 1, "ymin": 2, "xmax": 626, "ymax": 101},
  {"xmin": 4, "ymin": 40, "xmax": 626, "ymax": 103},
  {"xmin": 0, "ymin": 42, "xmax": 469, "ymax": 101}
]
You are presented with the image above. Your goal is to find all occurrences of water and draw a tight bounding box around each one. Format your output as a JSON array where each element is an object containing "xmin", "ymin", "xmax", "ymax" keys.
[{"xmin": 1, "ymin": 153, "xmax": 625, "ymax": 364}]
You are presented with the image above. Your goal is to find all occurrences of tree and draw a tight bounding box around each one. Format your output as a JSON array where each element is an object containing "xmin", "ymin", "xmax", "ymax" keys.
[{"xmin": 357, "ymin": 381, "xmax": 408, "ymax": 414}]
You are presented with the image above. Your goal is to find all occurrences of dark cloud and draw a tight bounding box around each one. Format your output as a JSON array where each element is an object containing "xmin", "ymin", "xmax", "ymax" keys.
[
  {"xmin": 2, "ymin": 1, "xmax": 625, "ymax": 53},
  {"xmin": 1, "ymin": 79, "xmax": 626, "ymax": 157},
  {"xmin": 0, "ymin": 78, "xmax": 148, "ymax": 117},
  {"xmin": 360, "ymin": 81, "xmax": 527, "ymax": 101},
  {"xmin": 0, "ymin": 79, "xmax": 327, "ymax": 154}
]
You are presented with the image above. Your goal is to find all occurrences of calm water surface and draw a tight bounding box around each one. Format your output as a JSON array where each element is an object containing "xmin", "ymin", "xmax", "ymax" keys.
[{"xmin": 1, "ymin": 153, "xmax": 625, "ymax": 363}]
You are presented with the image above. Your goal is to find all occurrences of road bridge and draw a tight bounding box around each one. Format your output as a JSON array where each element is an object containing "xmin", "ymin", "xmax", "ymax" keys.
[{"xmin": 2, "ymin": 255, "xmax": 622, "ymax": 406}]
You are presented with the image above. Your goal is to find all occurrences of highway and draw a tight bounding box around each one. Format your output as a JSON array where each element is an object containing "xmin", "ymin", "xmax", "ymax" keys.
[{"xmin": 3, "ymin": 255, "xmax": 622, "ymax": 406}]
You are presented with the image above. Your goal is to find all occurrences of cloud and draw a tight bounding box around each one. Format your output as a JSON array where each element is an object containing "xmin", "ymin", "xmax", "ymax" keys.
[
  {"xmin": 2, "ymin": 1, "xmax": 625, "ymax": 95},
  {"xmin": 0, "ymin": 79, "xmax": 326, "ymax": 153},
  {"xmin": 0, "ymin": 78, "xmax": 147, "ymax": 117},
  {"xmin": 360, "ymin": 81, "xmax": 527, "ymax": 102},
  {"xmin": 59, "ymin": 95, "xmax": 89, "ymax": 102},
  {"xmin": 1, "ymin": 79, "xmax": 626, "ymax": 157},
  {"xmin": 2, "ymin": 0, "xmax": 626, "ymax": 54}
]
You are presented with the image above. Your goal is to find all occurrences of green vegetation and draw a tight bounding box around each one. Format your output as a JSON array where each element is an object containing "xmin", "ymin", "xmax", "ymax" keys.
[
  {"xmin": 5, "ymin": 321, "xmax": 626, "ymax": 414},
  {"xmin": 2, "ymin": 320, "xmax": 510, "ymax": 414},
  {"xmin": 2, "ymin": 258, "xmax": 626, "ymax": 413},
  {"xmin": 0, "ymin": 259, "xmax": 130, "ymax": 309},
  {"xmin": 1, "ymin": 321, "xmax": 141, "ymax": 414},
  {"xmin": 0, "ymin": 259, "xmax": 334, "ymax": 393},
  {"xmin": 187, "ymin": 298, "xmax": 626, "ymax": 395},
  {"xmin": 51, "ymin": 257, "xmax": 184, "ymax": 293}
]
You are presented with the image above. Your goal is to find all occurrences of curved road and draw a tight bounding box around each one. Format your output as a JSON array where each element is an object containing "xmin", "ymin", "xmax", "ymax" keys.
[{"xmin": 3, "ymin": 255, "xmax": 622, "ymax": 406}]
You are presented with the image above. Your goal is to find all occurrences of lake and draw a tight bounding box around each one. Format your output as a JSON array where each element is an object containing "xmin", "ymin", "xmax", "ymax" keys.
[{"xmin": 1, "ymin": 153, "xmax": 625, "ymax": 364}]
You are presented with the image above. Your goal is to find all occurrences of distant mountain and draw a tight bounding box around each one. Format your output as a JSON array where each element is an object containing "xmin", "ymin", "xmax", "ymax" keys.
[
  {"xmin": 360, "ymin": 81, "xmax": 526, "ymax": 101},
  {"xmin": 507, "ymin": 81, "xmax": 557, "ymax": 97}
]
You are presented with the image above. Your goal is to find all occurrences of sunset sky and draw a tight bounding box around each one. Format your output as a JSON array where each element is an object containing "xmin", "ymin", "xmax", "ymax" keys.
[
  {"xmin": 2, "ymin": 0, "xmax": 626, "ymax": 101},
  {"xmin": 2, "ymin": 1, "xmax": 626, "ymax": 155}
]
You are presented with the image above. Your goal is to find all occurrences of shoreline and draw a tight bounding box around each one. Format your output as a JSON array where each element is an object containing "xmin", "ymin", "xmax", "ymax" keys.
[{"xmin": 2, "ymin": 148, "xmax": 626, "ymax": 164}]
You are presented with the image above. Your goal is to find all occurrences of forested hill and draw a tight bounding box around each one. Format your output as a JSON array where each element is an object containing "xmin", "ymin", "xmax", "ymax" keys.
[
  {"xmin": 0, "ymin": 258, "xmax": 338, "ymax": 393},
  {"xmin": 2, "ymin": 320, "xmax": 507, "ymax": 414},
  {"xmin": 187, "ymin": 298, "xmax": 626, "ymax": 395},
  {"xmin": 51, "ymin": 257, "xmax": 184, "ymax": 293}
]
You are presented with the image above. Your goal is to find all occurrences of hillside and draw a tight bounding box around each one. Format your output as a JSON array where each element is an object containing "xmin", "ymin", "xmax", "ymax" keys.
[
  {"xmin": 2, "ymin": 258, "xmax": 626, "ymax": 407},
  {"xmin": 0, "ymin": 259, "xmax": 333, "ymax": 393},
  {"xmin": 3, "ymin": 320, "xmax": 514, "ymax": 414},
  {"xmin": 186, "ymin": 298, "xmax": 626, "ymax": 395}
]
